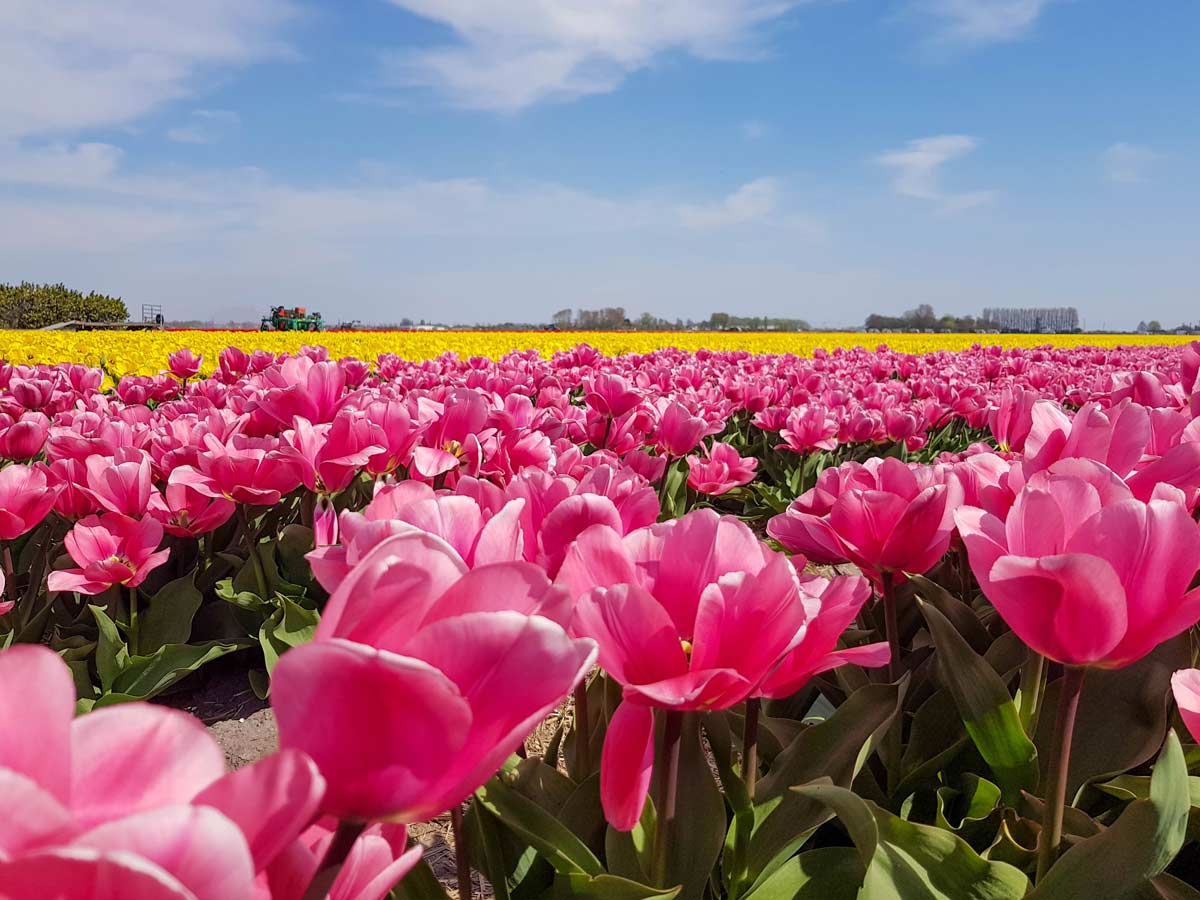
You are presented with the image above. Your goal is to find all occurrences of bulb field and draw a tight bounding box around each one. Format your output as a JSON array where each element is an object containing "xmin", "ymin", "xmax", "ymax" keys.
[{"xmin": 2, "ymin": 333, "xmax": 1200, "ymax": 898}]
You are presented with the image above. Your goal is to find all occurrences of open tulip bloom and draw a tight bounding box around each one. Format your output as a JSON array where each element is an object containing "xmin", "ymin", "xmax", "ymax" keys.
[
  {"xmin": 273, "ymin": 530, "xmax": 597, "ymax": 823},
  {"xmin": 555, "ymin": 509, "xmax": 887, "ymax": 830}
]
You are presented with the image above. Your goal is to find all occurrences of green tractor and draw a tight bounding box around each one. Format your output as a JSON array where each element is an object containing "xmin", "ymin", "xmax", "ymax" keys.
[{"xmin": 260, "ymin": 306, "xmax": 324, "ymax": 332}]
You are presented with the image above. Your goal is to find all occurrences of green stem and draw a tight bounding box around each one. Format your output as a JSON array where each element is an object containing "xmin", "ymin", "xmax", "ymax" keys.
[
  {"xmin": 880, "ymin": 571, "xmax": 904, "ymax": 795},
  {"xmin": 128, "ymin": 585, "xmax": 139, "ymax": 656},
  {"xmin": 1036, "ymin": 667, "xmax": 1087, "ymax": 882},
  {"xmin": 451, "ymin": 802, "xmax": 473, "ymax": 900},
  {"xmin": 1, "ymin": 543, "xmax": 14, "ymax": 607},
  {"xmin": 240, "ymin": 505, "xmax": 269, "ymax": 599},
  {"xmin": 573, "ymin": 680, "xmax": 591, "ymax": 776},
  {"xmin": 300, "ymin": 819, "xmax": 367, "ymax": 900},
  {"xmin": 1019, "ymin": 652, "xmax": 1047, "ymax": 735},
  {"xmin": 742, "ymin": 697, "xmax": 760, "ymax": 804},
  {"xmin": 656, "ymin": 457, "xmax": 674, "ymax": 514},
  {"xmin": 729, "ymin": 698, "xmax": 761, "ymax": 899},
  {"xmin": 653, "ymin": 710, "xmax": 684, "ymax": 888}
]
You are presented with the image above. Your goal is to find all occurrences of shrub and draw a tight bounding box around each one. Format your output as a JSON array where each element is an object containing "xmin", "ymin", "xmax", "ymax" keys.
[{"xmin": 0, "ymin": 281, "xmax": 128, "ymax": 329}]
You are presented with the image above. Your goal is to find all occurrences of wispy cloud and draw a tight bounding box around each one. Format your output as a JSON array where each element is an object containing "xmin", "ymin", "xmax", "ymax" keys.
[
  {"xmin": 679, "ymin": 177, "xmax": 782, "ymax": 229},
  {"xmin": 1101, "ymin": 142, "xmax": 1159, "ymax": 184},
  {"xmin": 0, "ymin": 0, "xmax": 296, "ymax": 140},
  {"xmin": 876, "ymin": 134, "xmax": 995, "ymax": 214},
  {"xmin": 910, "ymin": 0, "xmax": 1054, "ymax": 47},
  {"xmin": 377, "ymin": 1, "xmax": 802, "ymax": 111},
  {"xmin": 167, "ymin": 109, "xmax": 242, "ymax": 145}
]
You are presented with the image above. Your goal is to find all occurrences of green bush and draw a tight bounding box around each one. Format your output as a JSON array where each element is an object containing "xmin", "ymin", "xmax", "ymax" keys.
[{"xmin": 0, "ymin": 282, "xmax": 129, "ymax": 329}]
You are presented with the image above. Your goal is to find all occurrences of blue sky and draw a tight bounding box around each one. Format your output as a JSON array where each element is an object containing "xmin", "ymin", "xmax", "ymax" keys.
[{"xmin": 1, "ymin": 1, "xmax": 1197, "ymax": 328}]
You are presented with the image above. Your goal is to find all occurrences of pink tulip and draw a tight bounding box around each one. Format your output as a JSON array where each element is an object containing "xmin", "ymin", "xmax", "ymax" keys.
[
  {"xmin": 47, "ymin": 457, "xmax": 101, "ymax": 520},
  {"xmin": 988, "ymin": 387, "xmax": 1038, "ymax": 452},
  {"xmin": 1023, "ymin": 399, "xmax": 1149, "ymax": 477},
  {"xmin": 768, "ymin": 457, "xmax": 962, "ymax": 583},
  {"xmin": 282, "ymin": 414, "xmax": 385, "ymax": 495},
  {"xmin": 956, "ymin": 461, "xmax": 1200, "ymax": 668},
  {"xmin": 1171, "ymin": 669, "xmax": 1200, "ymax": 744},
  {"xmin": 273, "ymin": 531, "xmax": 596, "ymax": 822},
  {"xmin": 48, "ymin": 513, "xmax": 171, "ymax": 595},
  {"xmin": 777, "ymin": 404, "xmax": 839, "ymax": 453},
  {"xmin": 0, "ymin": 411, "xmax": 50, "ymax": 461},
  {"xmin": 585, "ymin": 373, "xmax": 643, "ymax": 419},
  {"xmin": 556, "ymin": 510, "xmax": 882, "ymax": 828},
  {"xmin": 85, "ymin": 446, "xmax": 154, "ymax": 516},
  {"xmin": 0, "ymin": 463, "xmax": 60, "ymax": 540},
  {"xmin": 147, "ymin": 482, "xmax": 237, "ymax": 538},
  {"xmin": 170, "ymin": 435, "xmax": 303, "ymax": 506},
  {"xmin": 0, "ymin": 645, "xmax": 326, "ymax": 899},
  {"xmin": 307, "ymin": 482, "xmax": 525, "ymax": 587},
  {"xmin": 653, "ymin": 401, "xmax": 706, "ymax": 458},
  {"xmin": 168, "ymin": 348, "xmax": 204, "ymax": 380},
  {"xmin": 685, "ymin": 441, "xmax": 758, "ymax": 495},
  {"xmin": 362, "ymin": 399, "xmax": 420, "ymax": 476},
  {"xmin": 265, "ymin": 819, "xmax": 423, "ymax": 900}
]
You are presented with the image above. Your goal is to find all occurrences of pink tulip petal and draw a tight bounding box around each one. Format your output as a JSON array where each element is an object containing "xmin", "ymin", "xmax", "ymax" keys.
[
  {"xmin": 601, "ymin": 702, "xmax": 656, "ymax": 832},
  {"xmin": 194, "ymin": 749, "xmax": 326, "ymax": 871},
  {"xmin": 1172, "ymin": 669, "xmax": 1200, "ymax": 744},
  {"xmin": 333, "ymin": 836, "xmax": 423, "ymax": 900},
  {"xmin": 424, "ymin": 562, "xmax": 571, "ymax": 627},
  {"xmin": 0, "ymin": 644, "xmax": 74, "ymax": 804},
  {"xmin": 70, "ymin": 705, "xmax": 227, "ymax": 826},
  {"xmin": 635, "ymin": 510, "xmax": 766, "ymax": 638},
  {"xmin": 70, "ymin": 805, "xmax": 255, "ymax": 900},
  {"xmin": 808, "ymin": 641, "xmax": 893, "ymax": 676},
  {"xmin": 402, "ymin": 611, "xmax": 596, "ymax": 818},
  {"xmin": 0, "ymin": 849, "xmax": 197, "ymax": 900},
  {"xmin": 988, "ymin": 553, "xmax": 1128, "ymax": 666},
  {"xmin": 272, "ymin": 639, "xmax": 472, "ymax": 821},
  {"xmin": 556, "ymin": 523, "xmax": 641, "ymax": 603},
  {"xmin": 766, "ymin": 511, "xmax": 846, "ymax": 564},
  {"xmin": 571, "ymin": 583, "xmax": 689, "ymax": 687},
  {"xmin": 314, "ymin": 530, "xmax": 468, "ymax": 648},
  {"xmin": 470, "ymin": 498, "xmax": 526, "ymax": 566},
  {"xmin": 689, "ymin": 555, "xmax": 806, "ymax": 686},
  {"xmin": 625, "ymin": 668, "xmax": 751, "ymax": 709},
  {"xmin": 0, "ymin": 768, "xmax": 77, "ymax": 856}
]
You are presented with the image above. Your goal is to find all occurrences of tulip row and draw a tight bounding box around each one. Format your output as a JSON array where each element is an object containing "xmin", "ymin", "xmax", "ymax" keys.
[{"xmin": 1, "ymin": 338, "xmax": 1200, "ymax": 897}]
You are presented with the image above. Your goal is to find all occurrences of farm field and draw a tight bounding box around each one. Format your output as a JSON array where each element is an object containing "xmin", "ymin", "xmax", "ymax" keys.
[
  {"xmin": 2, "ymin": 334, "xmax": 1200, "ymax": 897},
  {"xmin": 2, "ymin": 327, "xmax": 1197, "ymax": 377}
]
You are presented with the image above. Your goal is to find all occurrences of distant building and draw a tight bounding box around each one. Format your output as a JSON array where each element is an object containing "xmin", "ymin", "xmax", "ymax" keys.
[{"xmin": 981, "ymin": 307, "xmax": 1080, "ymax": 333}]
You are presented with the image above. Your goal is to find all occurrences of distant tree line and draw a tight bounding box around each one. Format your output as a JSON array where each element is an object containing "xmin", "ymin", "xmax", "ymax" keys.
[
  {"xmin": 0, "ymin": 282, "xmax": 128, "ymax": 329},
  {"xmin": 982, "ymin": 307, "xmax": 1080, "ymax": 333},
  {"xmin": 550, "ymin": 308, "xmax": 811, "ymax": 331},
  {"xmin": 865, "ymin": 304, "xmax": 996, "ymax": 332}
]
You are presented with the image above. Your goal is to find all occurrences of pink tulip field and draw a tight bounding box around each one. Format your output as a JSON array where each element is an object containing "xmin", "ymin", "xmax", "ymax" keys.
[{"xmin": 5, "ymin": 338, "xmax": 1200, "ymax": 898}]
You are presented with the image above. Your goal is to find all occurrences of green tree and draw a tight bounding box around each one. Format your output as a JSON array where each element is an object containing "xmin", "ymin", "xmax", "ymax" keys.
[{"xmin": 0, "ymin": 282, "xmax": 128, "ymax": 329}]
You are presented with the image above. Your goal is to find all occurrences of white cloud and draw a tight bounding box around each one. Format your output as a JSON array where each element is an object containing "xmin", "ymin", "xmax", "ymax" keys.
[
  {"xmin": 741, "ymin": 120, "xmax": 769, "ymax": 140},
  {"xmin": 378, "ymin": 0, "xmax": 800, "ymax": 110},
  {"xmin": 167, "ymin": 109, "xmax": 242, "ymax": 145},
  {"xmin": 679, "ymin": 177, "xmax": 781, "ymax": 229},
  {"xmin": 1101, "ymin": 142, "xmax": 1159, "ymax": 184},
  {"xmin": 912, "ymin": 0, "xmax": 1053, "ymax": 47},
  {"xmin": 876, "ymin": 134, "xmax": 996, "ymax": 214},
  {"xmin": 0, "ymin": 1, "xmax": 296, "ymax": 140}
]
